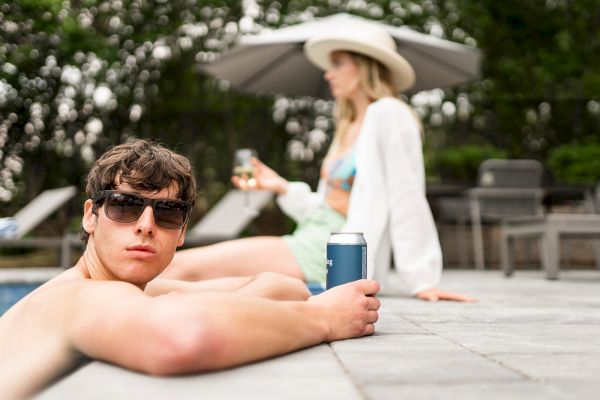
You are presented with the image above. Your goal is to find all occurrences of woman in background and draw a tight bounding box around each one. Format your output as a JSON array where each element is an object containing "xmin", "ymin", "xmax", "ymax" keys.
[{"xmin": 162, "ymin": 21, "xmax": 475, "ymax": 302}]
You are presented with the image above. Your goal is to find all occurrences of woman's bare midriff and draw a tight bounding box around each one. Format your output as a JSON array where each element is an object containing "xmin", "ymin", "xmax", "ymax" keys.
[{"xmin": 325, "ymin": 186, "xmax": 350, "ymax": 217}]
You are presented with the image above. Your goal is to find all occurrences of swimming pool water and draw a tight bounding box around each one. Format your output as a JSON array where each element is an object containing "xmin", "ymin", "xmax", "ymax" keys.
[{"xmin": 0, "ymin": 283, "xmax": 40, "ymax": 315}]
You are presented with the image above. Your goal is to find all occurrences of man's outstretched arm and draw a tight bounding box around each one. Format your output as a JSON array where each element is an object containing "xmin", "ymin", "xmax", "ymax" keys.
[{"xmin": 72, "ymin": 279, "xmax": 380, "ymax": 375}]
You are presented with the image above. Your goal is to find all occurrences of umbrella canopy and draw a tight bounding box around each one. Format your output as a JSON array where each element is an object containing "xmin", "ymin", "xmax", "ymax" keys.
[{"xmin": 202, "ymin": 13, "xmax": 481, "ymax": 97}]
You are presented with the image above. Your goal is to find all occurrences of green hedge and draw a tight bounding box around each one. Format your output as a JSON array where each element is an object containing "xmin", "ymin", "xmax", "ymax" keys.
[
  {"xmin": 428, "ymin": 145, "xmax": 507, "ymax": 183},
  {"xmin": 547, "ymin": 144, "xmax": 600, "ymax": 184}
]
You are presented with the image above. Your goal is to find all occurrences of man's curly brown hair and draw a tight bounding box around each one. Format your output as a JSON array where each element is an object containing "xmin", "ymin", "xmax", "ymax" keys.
[{"xmin": 81, "ymin": 139, "xmax": 196, "ymax": 245}]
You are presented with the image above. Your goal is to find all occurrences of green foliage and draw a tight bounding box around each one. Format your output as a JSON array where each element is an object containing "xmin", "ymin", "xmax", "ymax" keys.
[
  {"xmin": 0, "ymin": 0, "xmax": 243, "ymax": 205},
  {"xmin": 2, "ymin": 0, "xmax": 600, "ymax": 226},
  {"xmin": 547, "ymin": 143, "xmax": 600, "ymax": 184},
  {"xmin": 429, "ymin": 144, "xmax": 507, "ymax": 183},
  {"xmin": 451, "ymin": 0, "xmax": 600, "ymax": 158}
]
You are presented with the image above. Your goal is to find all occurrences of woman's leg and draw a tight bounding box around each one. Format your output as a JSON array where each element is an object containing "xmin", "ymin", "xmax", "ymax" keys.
[{"xmin": 160, "ymin": 236, "xmax": 305, "ymax": 281}]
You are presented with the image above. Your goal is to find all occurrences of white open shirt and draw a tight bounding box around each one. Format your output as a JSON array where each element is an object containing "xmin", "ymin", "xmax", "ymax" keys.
[{"xmin": 277, "ymin": 97, "xmax": 442, "ymax": 295}]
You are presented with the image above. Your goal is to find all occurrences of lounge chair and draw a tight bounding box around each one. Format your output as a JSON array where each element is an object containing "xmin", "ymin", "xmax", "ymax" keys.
[
  {"xmin": 184, "ymin": 189, "xmax": 273, "ymax": 247},
  {"xmin": 10, "ymin": 186, "xmax": 78, "ymax": 239},
  {"xmin": 0, "ymin": 186, "xmax": 78, "ymax": 266}
]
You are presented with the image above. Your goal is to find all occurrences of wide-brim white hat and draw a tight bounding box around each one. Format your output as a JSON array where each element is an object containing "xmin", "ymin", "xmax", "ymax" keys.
[{"xmin": 303, "ymin": 21, "xmax": 416, "ymax": 93}]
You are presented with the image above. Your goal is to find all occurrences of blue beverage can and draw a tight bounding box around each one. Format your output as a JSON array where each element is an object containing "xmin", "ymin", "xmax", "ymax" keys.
[{"xmin": 326, "ymin": 232, "xmax": 367, "ymax": 289}]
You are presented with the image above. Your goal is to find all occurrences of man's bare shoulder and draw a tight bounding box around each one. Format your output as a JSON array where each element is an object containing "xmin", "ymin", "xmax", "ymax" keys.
[
  {"xmin": 1, "ymin": 268, "xmax": 144, "ymax": 326},
  {"xmin": 0, "ymin": 270, "xmax": 148, "ymax": 399}
]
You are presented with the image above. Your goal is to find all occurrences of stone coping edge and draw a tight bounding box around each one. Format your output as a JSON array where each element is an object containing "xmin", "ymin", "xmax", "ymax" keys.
[{"xmin": 0, "ymin": 267, "xmax": 63, "ymax": 284}]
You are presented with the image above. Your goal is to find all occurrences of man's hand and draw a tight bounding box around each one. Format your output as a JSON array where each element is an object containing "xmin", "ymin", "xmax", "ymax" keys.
[
  {"xmin": 308, "ymin": 279, "xmax": 380, "ymax": 342},
  {"xmin": 416, "ymin": 287, "xmax": 478, "ymax": 302}
]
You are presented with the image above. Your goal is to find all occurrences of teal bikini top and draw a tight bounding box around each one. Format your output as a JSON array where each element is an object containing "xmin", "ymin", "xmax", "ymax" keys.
[{"xmin": 325, "ymin": 148, "xmax": 356, "ymax": 192}]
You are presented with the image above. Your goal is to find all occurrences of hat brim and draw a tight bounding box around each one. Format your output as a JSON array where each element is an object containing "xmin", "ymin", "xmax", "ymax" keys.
[{"xmin": 304, "ymin": 37, "xmax": 416, "ymax": 93}]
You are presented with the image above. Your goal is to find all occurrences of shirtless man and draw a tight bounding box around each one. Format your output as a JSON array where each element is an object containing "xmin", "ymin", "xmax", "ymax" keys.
[{"xmin": 0, "ymin": 140, "xmax": 380, "ymax": 399}]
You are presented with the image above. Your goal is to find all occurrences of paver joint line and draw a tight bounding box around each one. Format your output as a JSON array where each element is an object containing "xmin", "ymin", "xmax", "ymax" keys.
[
  {"xmin": 328, "ymin": 343, "xmax": 370, "ymax": 400},
  {"xmin": 399, "ymin": 315, "xmax": 544, "ymax": 384}
]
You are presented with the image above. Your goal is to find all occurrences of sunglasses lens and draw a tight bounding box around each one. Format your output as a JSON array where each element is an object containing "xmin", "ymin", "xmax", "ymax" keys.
[
  {"xmin": 98, "ymin": 191, "xmax": 189, "ymax": 229},
  {"xmin": 154, "ymin": 200, "xmax": 189, "ymax": 229},
  {"xmin": 106, "ymin": 193, "xmax": 145, "ymax": 223}
]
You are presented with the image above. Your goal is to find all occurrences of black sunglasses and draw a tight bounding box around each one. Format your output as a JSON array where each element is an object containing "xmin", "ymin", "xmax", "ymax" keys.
[{"xmin": 92, "ymin": 190, "xmax": 192, "ymax": 230}]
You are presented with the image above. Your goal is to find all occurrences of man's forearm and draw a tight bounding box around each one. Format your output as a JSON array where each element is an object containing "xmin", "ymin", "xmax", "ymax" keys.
[
  {"xmin": 128, "ymin": 292, "xmax": 330, "ymax": 374},
  {"xmin": 146, "ymin": 281, "xmax": 378, "ymax": 373},
  {"xmin": 76, "ymin": 280, "xmax": 378, "ymax": 377},
  {"xmin": 191, "ymin": 294, "xmax": 328, "ymax": 369}
]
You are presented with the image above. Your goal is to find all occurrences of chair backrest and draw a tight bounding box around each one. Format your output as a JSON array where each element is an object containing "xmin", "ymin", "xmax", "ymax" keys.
[
  {"xmin": 477, "ymin": 159, "xmax": 543, "ymax": 188},
  {"xmin": 474, "ymin": 159, "xmax": 544, "ymax": 219},
  {"xmin": 185, "ymin": 189, "xmax": 273, "ymax": 246},
  {"xmin": 12, "ymin": 186, "xmax": 78, "ymax": 239}
]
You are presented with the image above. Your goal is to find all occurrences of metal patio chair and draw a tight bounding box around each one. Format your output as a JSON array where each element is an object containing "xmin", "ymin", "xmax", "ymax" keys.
[
  {"xmin": 465, "ymin": 159, "xmax": 545, "ymax": 270},
  {"xmin": 501, "ymin": 181, "xmax": 600, "ymax": 279}
]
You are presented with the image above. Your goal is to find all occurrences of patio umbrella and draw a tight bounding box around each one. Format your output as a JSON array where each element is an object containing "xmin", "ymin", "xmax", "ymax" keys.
[{"xmin": 201, "ymin": 13, "xmax": 481, "ymax": 97}]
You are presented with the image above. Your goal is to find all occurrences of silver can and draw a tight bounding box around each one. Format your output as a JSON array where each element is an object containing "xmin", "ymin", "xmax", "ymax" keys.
[{"xmin": 326, "ymin": 232, "xmax": 367, "ymax": 289}]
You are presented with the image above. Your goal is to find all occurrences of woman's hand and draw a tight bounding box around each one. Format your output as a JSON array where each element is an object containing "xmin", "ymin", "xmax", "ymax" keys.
[
  {"xmin": 415, "ymin": 287, "xmax": 478, "ymax": 302},
  {"xmin": 231, "ymin": 158, "xmax": 288, "ymax": 194}
]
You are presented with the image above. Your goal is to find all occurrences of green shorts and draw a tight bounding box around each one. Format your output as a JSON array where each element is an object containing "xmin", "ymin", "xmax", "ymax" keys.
[{"xmin": 283, "ymin": 207, "xmax": 346, "ymax": 284}]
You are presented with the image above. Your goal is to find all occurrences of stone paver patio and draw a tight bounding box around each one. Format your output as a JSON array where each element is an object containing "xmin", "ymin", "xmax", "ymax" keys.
[{"xmin": 37, "ymin": 270, "xmax": 600, "ymax": 399}]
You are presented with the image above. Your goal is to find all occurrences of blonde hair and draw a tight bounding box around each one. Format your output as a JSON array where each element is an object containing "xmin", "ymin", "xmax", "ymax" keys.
[{"xmin": 326, "ymin": 52, "xmax": 422, "ymax": 159}]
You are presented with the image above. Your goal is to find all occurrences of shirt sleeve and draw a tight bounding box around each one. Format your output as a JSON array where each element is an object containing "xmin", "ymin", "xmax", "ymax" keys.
[{"xmin": 276, "ymin": 180, "xmax": 326, "ymax": 223}]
